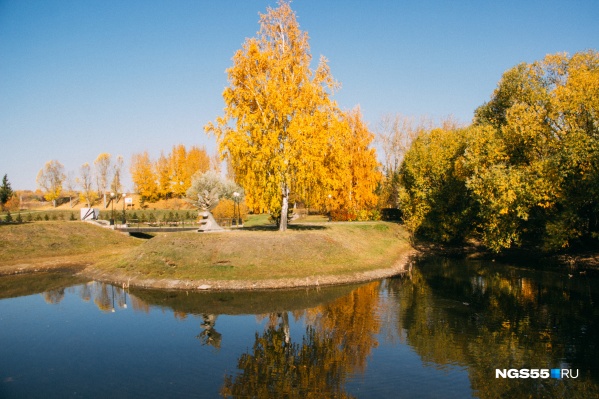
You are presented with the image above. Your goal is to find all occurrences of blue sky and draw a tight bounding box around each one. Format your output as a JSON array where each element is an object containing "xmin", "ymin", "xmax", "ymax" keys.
[{"xmin": 1, "ymin": 0, "xmax": 597, "ymax": 190}]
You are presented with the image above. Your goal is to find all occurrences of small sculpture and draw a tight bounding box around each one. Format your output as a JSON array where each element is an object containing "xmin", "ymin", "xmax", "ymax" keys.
[
  {"xmin": 190, "ymin": 189, "xmax": 223, "ymax": 232},
  {"xmin": 194, "ymin": 188, "xmax": 220, "ymax": 212}
]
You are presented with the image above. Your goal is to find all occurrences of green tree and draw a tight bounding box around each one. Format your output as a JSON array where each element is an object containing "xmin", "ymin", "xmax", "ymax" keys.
[
  {"xmin": 470, "ymin": 50, "xmax": 599, "ymax": 250},
  {"xmin": 401, "ymin": 51, "xmax": 599, "ymax": 252},
  {"xmin": 0, "ymin": 174, "xmax": 14, "ymax": 208},
  {"xmin": 399, "ymin": 126, "xmax": 477, "ymax": 243}
]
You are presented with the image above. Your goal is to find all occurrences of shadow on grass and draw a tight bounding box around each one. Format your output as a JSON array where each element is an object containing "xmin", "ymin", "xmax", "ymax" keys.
[
  {"xmin": 242, "ymin": 223, "xmax": 328, "ymax": 232},
  {"xmin": 129, "ymin": 232, "xmax": 156, "ymax": 239}
]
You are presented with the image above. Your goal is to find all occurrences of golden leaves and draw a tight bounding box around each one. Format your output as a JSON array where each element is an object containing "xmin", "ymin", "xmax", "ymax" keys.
[{"xmin": 205, "ymin": 1, "xmax": 367, "ymax": 216}]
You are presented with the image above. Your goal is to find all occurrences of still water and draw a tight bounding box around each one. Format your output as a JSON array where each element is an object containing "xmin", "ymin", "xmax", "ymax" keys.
[{"xmin": 1, "ymin": 257, "xmax": 598, "ymax": 398}]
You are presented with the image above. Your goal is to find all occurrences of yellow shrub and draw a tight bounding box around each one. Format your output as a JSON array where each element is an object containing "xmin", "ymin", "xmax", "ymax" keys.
[{"xmin": 211, "ymin": 199, "xmax": 248, "ymax": 220}]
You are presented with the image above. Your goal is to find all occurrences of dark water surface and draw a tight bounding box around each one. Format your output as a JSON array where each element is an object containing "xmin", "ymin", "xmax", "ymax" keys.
[{"xmin": 1, "ymin": 257, "xmax": 598, "ymax": 398}]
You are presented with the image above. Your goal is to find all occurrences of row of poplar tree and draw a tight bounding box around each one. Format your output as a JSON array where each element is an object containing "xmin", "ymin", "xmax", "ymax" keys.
[{"xmin": 129, "ymin": 145, "xmax": 216, "ymax": 203}]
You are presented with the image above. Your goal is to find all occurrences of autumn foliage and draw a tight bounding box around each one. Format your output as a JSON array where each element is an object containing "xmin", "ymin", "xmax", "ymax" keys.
[
  {"xmin": 206, "ymin": 1, "xmax": 380, "ymax": 230},
  {"xmin": 399, "ymin": 50, "xmax": 599, "ymax": 252},
  {"xmin": 130, "ymin": 145, "xmax": 211, "ymax": 201}
]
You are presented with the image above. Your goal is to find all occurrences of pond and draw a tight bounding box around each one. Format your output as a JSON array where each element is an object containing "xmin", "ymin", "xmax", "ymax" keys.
[{"xmin": 1, "ymin": 256, "xmax": 598, "ymax": 398}]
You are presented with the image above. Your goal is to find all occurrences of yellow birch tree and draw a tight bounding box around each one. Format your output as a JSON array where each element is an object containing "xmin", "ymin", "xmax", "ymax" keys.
[{"xmin": 205, "ymin": 0, "xmax": 347, "ymax": 231}]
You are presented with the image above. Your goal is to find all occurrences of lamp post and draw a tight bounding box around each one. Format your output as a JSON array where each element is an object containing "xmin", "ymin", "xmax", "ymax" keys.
[
  {"xmin": 110, "ymin": 192, "xmax": 115, "ymax": 226},
  {"xmin": 233, "ymin": 192, "xmax": 240, "ymax": 227},
  {"xmin": 122, "ymin": 193, "xmax": 127, "ymax": 226}
]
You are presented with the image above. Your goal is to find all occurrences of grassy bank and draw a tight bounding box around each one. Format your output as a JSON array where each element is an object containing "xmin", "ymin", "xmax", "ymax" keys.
[
  {"xmin": 0, "ymin": 220, "xmax": 414, "ymax": 290},
  {"xmin": 0, "ymin": 221, "xmax": 141, "ymax": 274},
  {"xmin": 88, "ymin": 222, "xmax": 413, "ymax": 289}
]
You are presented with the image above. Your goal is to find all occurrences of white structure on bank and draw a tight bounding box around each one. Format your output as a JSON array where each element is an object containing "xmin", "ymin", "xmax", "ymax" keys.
[{"xmin": 80, "ymin": 208, "xmax": 99, "ymax": 220}]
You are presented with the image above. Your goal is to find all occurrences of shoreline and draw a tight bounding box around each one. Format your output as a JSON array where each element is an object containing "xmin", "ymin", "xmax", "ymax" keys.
[
  {"xmin": 79, "ymin": 249, "xmax": 416, "ymax": 291},
  {"xmin": 0, "ymin": 221, "xmax": 416, "ymax": 291},
  {"xmin": 0, "ymin": 250, "xmax": 416, "ymax": 291}
]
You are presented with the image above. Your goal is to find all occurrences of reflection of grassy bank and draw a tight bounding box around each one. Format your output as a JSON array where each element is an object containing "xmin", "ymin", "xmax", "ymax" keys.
[
  {"xmin": 0, "ymin": 271, "xmax": 86, "ymax": 299},
  {"xmin": 88, "ymin": 222, "xmax": 413, "ymax": 290},
  {"xmin": 130, "ymin": 283, "xmax": 357, "ymax": 315}
]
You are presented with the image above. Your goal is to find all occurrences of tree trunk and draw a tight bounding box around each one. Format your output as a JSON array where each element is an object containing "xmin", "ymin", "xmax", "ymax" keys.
[{"xmin": 279, "ymin": 185, "xmax": 289, "ymax": 232}]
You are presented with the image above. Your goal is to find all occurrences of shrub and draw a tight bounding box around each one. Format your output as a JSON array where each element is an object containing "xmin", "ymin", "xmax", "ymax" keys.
[
  {"xmin": 330, "ymin": 209, "xmax": 357, "ymax": 222},
  {"xmin": 330, "ymin": 209, "xmax": 380, "ymax": 222},
  {"xmin": 212, "ymin": 199, "xmax": 248, "ymax": 220},
  {"xmin": 381, "ymin": 208, "xmax": 402, "ymax": 221},
  {"xmin": 356, "ymin": 210, "xmax": 370, "ymax": 221}
]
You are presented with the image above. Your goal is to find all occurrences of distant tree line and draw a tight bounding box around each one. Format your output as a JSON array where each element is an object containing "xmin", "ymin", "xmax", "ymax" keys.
[
  {"xmin": 130, "ymin": 144, "xmax": 213, "ymax": 203},
  {"xmin": 35, "ymin": 152, "xmax": 125, "ymax": 208}
]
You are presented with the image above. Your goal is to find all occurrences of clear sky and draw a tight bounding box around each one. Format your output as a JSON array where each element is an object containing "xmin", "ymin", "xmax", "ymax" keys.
[{"xmin": 1, "ymin": 0, "xmax": 597, "ymax": 190}]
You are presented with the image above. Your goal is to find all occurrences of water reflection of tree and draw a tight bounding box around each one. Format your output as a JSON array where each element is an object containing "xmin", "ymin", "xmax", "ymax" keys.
[
  {"xmin": 197, "ymin": 314, "xmax": 222, "ymax": 349},
  {"xmin": 387, "ymin": 257, "xmax": 599, "ymax": 398},
  {"xmin": 43, "ymin": 288, "xmax": 66, "ymax": 304},
  {"xmin": 306, "ymin": 282, "xmax": 382, "ymax": 373},
  {"xmin": 93, "ymin": 284, "xmax": 114, "ymax": 312},
  {"xmin": 221, "ymin": 319, "xmax": 354, "ymax": 398},
  {"xmin": 221, "ymin": 283, "xmax": 382, "ymax": 398},
  {"xmin": 79, "ymin": 283, "xmax": 92, "ymax": 302},
  {"xmin": 71, "ymin": 282, "xmax": 131, "ymax": 313}
]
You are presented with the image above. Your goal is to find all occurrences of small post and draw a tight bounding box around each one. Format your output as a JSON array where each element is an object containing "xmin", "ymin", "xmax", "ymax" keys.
[
  {"xmin": 122, "ymin": 193, "xmax": 127, "ymax": 226},
  {"xmin": 110, "ymin": 192, "xmax": 115, "ymax": 226}
]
